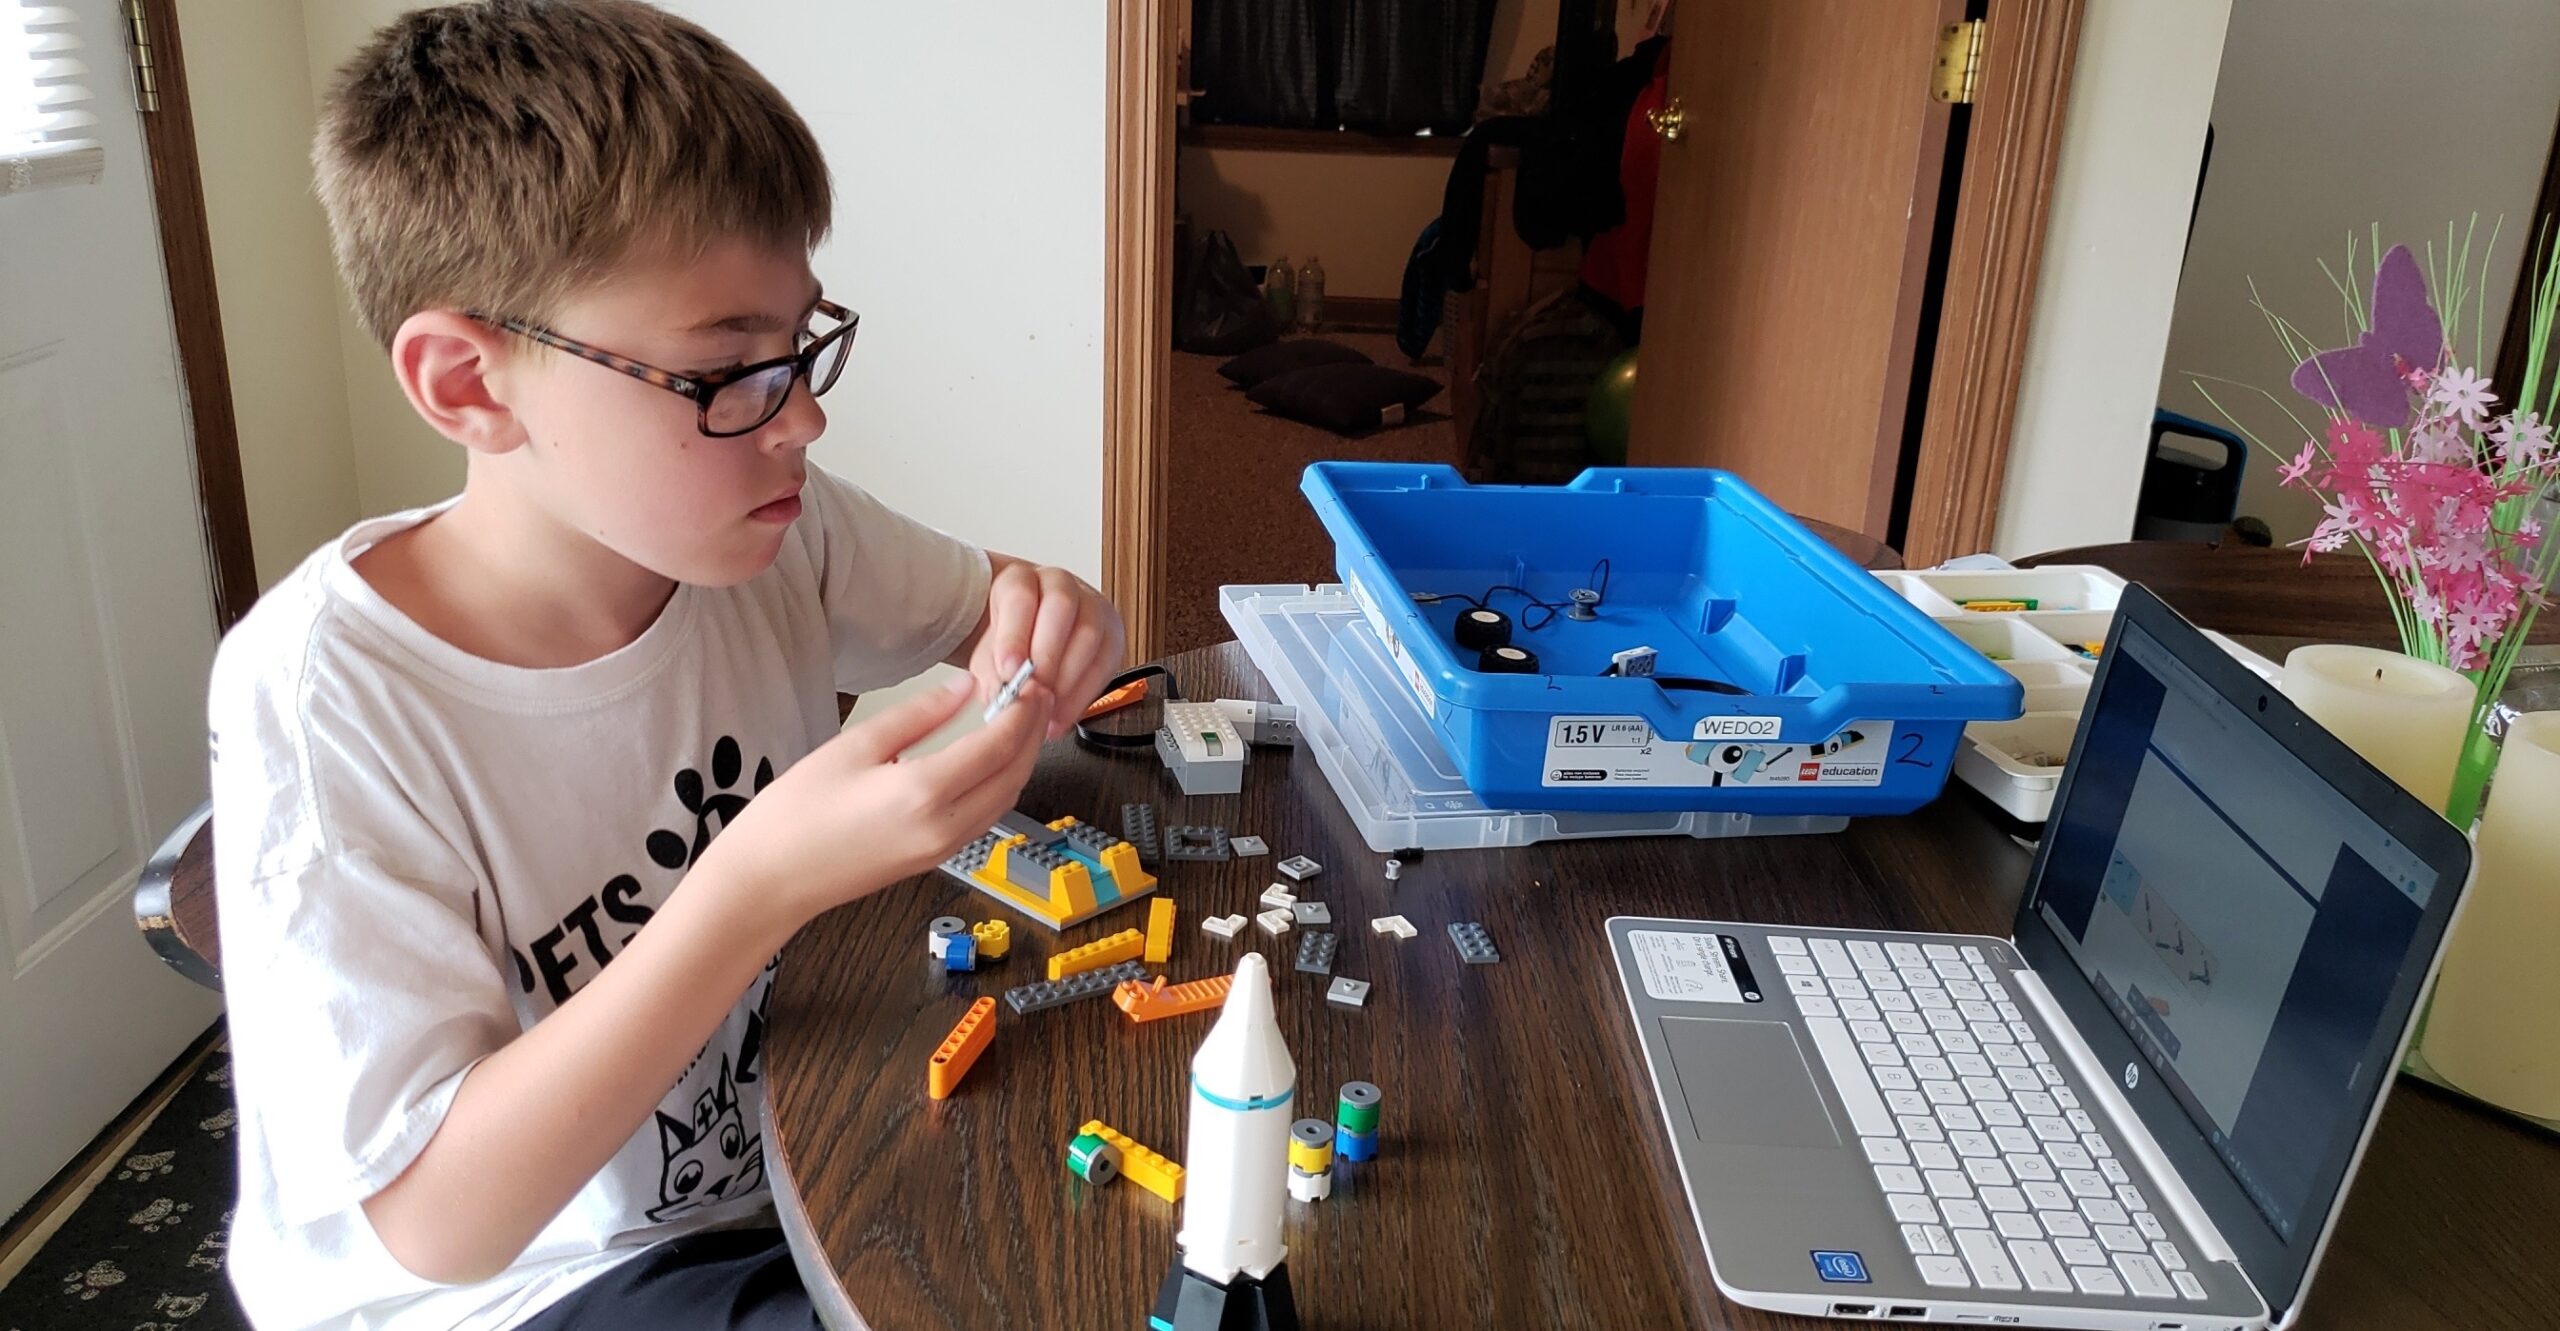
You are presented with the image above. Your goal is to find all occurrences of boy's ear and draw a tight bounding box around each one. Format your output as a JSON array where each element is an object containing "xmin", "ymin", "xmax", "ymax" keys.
[{"xmin": 390, "ymin": 310, "xmax": 527, "ymax": 456}]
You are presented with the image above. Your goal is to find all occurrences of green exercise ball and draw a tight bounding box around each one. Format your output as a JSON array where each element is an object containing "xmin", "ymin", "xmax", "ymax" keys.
[{"xmin": 1585, "ymin": 350, "xmax": 1637, "ymax": 465}]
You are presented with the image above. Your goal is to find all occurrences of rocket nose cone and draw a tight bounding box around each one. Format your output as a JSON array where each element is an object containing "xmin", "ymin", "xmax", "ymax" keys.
[{"xmin": 1194, "ymin": 951, "xmax": 1293, "ymax": 1098}]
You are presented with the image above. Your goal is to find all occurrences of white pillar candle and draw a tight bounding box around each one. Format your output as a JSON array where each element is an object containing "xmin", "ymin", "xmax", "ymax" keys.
[
  {"xmin": 2279, "ymin": 645, "xmax": 2473, "ymax": 812},
  {"xmin": 2423, "ymin": 712, "xmax": 2560, "ymax": 1117}
]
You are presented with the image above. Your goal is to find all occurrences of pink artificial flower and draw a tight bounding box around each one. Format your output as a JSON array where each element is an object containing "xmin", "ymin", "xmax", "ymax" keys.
[
  {"xmin": 2277, "ymin": 441, "xmax": 2319, "ymax": 487},
  {"xmin": 2428, "ymin": 365, "xmax": 2499, "ymax": 429}
]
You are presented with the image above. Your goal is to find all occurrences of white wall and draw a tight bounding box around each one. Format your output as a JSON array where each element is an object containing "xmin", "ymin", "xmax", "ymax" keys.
[
  {"xmin": 2155, "ymin": 0, "xmax": 2560, "ymax": 545},
  {"xmin": 291, "ymin": 0, "xmax": 454, "ymax": 523},
  {"xmin": 178, "ymin": 0, "xmax": 360, "ymax": 586},
  {"xmin": 1993, "ymin": 0, "xmax": 2233, "ymax": 559},
  {"xmin": 279, "ymin": 3, "xmax": 1109, "ymax": 590}
]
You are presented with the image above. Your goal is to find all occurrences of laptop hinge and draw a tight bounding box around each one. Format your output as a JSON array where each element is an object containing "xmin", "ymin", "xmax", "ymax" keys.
[{"xmin": 2010, "ymin": 966, "xmax": 2245, "ymax": 1272}]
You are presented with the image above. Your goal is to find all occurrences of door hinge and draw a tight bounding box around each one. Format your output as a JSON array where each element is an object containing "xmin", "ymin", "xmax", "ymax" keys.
[
  {"xmin": 1932, "ymin": 19, "xmax": 1984, "ymax": 105},
  {"xmin": 124, "ymin": 0, "xmax": 160, "ymax": 114}
]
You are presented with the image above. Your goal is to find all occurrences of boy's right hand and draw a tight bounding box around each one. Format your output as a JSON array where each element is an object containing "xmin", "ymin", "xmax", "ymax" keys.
[{"xmin": 697, "ymin": 673, "xmax": 1050, "ymax": 933}]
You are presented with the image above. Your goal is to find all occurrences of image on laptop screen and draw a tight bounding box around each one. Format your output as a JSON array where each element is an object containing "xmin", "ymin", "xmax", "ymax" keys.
[{"xmin": 2027, "ymin": 618, "xmax": 2441, "ymax": 1245}]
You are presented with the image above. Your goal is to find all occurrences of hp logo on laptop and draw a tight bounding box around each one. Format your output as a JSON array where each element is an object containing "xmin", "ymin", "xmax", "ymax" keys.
[{"xmin": 2124, "ymin": 1063, "xmax": 2141, "ymax": 1090}]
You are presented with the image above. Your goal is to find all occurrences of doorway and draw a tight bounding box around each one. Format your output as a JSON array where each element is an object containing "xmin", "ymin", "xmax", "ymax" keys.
[{"xmin": 1106, "ymin": 0, "xmax": 2088, "ymax": 662}]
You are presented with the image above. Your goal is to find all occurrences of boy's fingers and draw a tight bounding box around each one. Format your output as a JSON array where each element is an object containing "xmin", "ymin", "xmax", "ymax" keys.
[
  {"xmin": 1028, "ymin": 570, "xmax": 1082, "ymax": 680},
  {"xmin": 982, "ymin": 562, "xmax": 1042, "ymax": 677},
  {"xmin": 906, "ymin": 681, "xmax": 1048, "ymax": 788},
  {"xmin": 838, "ymin": 675, "xmax": 973, "ymax": 763}
]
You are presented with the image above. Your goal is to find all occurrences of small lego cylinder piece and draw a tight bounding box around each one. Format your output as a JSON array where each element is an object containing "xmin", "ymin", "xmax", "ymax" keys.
[
  {"xmin": 927, "ymin": 916, "xmax": 967, "ymax": 957},
  {"xmin": 1383, "ymin": 858, "xmax": 1401, "ymax": 882},
  {"xmin": 1334, "ymin": 1125, "xmax": 1378, "ymax": 1163},
  {"xmin": 1066, "ymin": 1131, "xmax": 1123, "ymax": 1185},
  {"xmin": 1336, "ymin": 1080, "xmax": 1382, "ymax": 1134},
  {"xmin": 1288, "ymin": 1118, "xmax": 1335, "ymax": 1173},
  {"xmin": 969, "ymin": 918, "xmax": 1011, "ymax": 960},
  {"xmin": 1288, "ymin": 1165, "xmax": 1333, "ymax": 1202}
]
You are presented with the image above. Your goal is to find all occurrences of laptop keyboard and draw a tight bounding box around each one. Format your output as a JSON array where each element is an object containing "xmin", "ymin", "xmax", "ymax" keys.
[{"xmin": 1769, "ymin": 935, "xmax": 2208, "ymax": 1303}]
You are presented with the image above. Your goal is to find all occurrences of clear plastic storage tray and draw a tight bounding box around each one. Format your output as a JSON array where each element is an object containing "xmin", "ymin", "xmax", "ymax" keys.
[
  {"xmin": 1221, "ymin": 583, "xmax": 1849, "ymax": 851},
  {"xmin": 1873, "ymin": 566, "xmax": 2280, "ymax": 821}
]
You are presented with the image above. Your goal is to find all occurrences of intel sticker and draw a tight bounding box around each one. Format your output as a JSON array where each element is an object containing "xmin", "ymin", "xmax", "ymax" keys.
[{"xmin": 1812, "ymin": 1251, "xmax": 1871, "ymax": 1284}]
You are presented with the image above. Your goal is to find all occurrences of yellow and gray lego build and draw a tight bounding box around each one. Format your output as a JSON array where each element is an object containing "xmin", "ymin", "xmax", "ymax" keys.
[{"xmin": 939, "ymin": 810, "xmax": 1160, "ymax": 932}]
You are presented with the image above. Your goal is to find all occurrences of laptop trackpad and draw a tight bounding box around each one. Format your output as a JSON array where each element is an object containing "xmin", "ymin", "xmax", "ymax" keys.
[{"xmin": 1662, "ymin": 1016, "xmax": 1842, "ymax": 1149}]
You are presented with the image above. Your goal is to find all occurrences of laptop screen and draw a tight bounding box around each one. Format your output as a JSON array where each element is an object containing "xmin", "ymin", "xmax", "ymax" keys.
[{"xmin": 2014, "ymin": 591, "xmax": 2468, "ymax": 1317}]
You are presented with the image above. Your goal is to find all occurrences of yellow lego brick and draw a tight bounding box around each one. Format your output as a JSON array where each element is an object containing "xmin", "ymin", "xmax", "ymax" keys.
[
  {"xmin": 1143, "ymin": 898, "xmax": 1176, "ymax": 965},
  {"xmin": 1053, "ymin": 859, "xmax": 1097, "ymax": 917},
  {"xmin": 970, "ymin": 918, "xmax": 1011, "ymax": 960},
  {"xmin": 1079, "ymin": 1119, "xmax": 1184, "ymax": 1202},
  {"xmin": 1099, "ymin": 841, "xmax": 1155, "ymax": 897},
  {"xmin": 1048, "ymin": 927, "xmax": 1144, "ymax": 981}
]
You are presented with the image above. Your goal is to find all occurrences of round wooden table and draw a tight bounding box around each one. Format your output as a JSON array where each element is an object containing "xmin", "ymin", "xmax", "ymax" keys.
[{"xmin": 763, "ymin": 633, "xmax": 2560, "ymax": 1330}]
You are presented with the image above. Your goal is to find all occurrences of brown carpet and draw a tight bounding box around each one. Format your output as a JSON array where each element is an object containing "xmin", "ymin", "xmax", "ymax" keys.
[{"xmin": 1162, "ymin": 332, "xmax": 1464, "ymax": 656}]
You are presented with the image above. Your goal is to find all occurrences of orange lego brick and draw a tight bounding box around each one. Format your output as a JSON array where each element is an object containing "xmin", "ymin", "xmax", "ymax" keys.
[
  {"xmin": 1113, "ymin": 972, "xmax": 1234, "ymax": 1023},
  {"xmin": 1143, "ymin": 897, "xmax": 1177, "ymax": 965},
  {"xmin": 1079, "ymin": 1119, "xmax": 1184, "ymax": 1201},
  {"xmin": 1047, "ymin": 927, "xmax": 1145, "ymax": 982},
  {"xmin": 927, "ymin": 997, "xmax": 996, "ymax": 1100},
  {"xmin": 1081, "ymin": 676, "xmax": 1152, "ymax": 720}
]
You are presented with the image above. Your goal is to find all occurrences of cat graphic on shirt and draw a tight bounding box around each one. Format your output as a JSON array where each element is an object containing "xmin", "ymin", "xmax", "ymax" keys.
[{"xmin": 647, "ymin": 1053, "xmax": 765, "ymax": 1222}]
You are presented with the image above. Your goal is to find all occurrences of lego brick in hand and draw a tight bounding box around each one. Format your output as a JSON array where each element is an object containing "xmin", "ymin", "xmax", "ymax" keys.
[
  {"xmin": 1047, "ymin": 927, "xmax": 1145, "ymax": 981},
  {"xmin": 1143, "ymin": 897, "xmax": 1177, "ymax": 965},
  {"xmin": 926, "ymin": 997, "xmax": 996, "ymax": 1100},
  {"xmin": 1004, "ymin": 959, "xmax": 1151, "ymax": 1015},
  {"xmin": 1449, "ymin": 920, "xmax": 1500, "ymax": 964},
  {"xmin": 1294, "ymin": 931, "xmax": 1338, "ymax": 976},
  {"xmin": 1276, "ymin": 855, "xmax": 1322, "ymax": 882}
]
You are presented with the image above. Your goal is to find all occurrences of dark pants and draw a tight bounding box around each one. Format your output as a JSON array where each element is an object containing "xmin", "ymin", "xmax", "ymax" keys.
[{"xmin": 517, "ymin": 1228, "xmax": 819, "ymax": 1330}]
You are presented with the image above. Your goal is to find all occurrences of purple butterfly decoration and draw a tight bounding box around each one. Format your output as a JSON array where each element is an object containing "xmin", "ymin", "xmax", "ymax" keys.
[{"xmin": 2290, "ymin": 244, "xmax": 2443, "ymax": 429}]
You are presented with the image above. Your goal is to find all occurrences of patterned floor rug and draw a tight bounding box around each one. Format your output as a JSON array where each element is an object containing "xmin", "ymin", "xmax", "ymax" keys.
[{"xmin": 0, "ymin": 1033, "xmax": 246, "ymax": 1330}]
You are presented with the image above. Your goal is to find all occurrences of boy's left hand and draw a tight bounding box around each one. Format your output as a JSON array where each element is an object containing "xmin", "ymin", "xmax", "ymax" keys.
[{"xmin": 971, "ymin": 557, "xmax": 1126, "ymax": 739}]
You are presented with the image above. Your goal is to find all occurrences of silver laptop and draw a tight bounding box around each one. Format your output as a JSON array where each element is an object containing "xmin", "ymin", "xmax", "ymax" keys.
[{"xmin": 1611, "ymin": 585, "xmax": 2475, "ymax": 1330}]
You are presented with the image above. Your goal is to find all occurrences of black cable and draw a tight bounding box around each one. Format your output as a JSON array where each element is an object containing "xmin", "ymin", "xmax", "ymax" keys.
[
  {"xmin": 1412, "ymin": 558, "xmax": 1616, "ymax": 634},
  {"xmin": 1073, "ymin": 663, "xmax": 1183, "ymax": 753}
]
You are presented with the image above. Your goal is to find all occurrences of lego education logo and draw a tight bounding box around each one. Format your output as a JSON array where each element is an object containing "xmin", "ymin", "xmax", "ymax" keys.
[{"xmin": 1811, "ymin": 1250, "xmax": 1870, "ymax": 1283}]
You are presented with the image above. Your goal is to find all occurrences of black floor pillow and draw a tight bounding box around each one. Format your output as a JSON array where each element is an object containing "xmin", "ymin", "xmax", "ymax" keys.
[
  {"xmin": 1247, "ymin": 362, "xmax": 1443, "ymax": 435},
  {"xmin": 1217, "ymin": 338, "xmax": 1374, "ymax": 389}
]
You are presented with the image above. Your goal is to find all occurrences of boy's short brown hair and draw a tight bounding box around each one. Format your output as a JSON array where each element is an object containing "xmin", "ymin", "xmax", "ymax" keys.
[{"xmin": 316, "ymin": 0, "xmax": 831, "ymax": 348}]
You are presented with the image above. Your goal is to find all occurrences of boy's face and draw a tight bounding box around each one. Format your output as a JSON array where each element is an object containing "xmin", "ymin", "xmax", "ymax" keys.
[{"xmin": 493, "ymin": 239, "xmax": 830, "ymax": 587}]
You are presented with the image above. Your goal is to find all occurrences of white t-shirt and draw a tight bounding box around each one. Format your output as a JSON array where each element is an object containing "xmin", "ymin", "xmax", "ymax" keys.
[{"xmin": 207, "ymin": 466, "xmax": 989, "ymax": 1330}]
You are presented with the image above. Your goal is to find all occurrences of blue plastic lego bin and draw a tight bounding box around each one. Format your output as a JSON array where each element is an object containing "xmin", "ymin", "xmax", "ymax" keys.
[{"xmin": 1299, "ymin": 463, "xmax": 2024, "ymax": 815}]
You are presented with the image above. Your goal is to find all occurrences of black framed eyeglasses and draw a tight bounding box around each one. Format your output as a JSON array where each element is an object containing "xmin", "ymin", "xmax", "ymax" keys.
[{"xmin": 468, "ymin": 298, "xmax": 859, "ymax": 438}]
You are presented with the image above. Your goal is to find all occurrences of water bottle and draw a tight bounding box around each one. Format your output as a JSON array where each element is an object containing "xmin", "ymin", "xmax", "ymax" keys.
[
  {"xmin": 1266, "ymin": 254, "xmax": 1296, "ymax": 331},
  {"xmin": 1298, "ymin": 255, "xmax": 1326, "ymax": 332}
]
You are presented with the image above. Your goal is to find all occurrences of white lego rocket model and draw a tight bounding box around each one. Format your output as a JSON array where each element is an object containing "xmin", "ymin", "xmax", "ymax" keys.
[{"xmin": 1152, "ymin": 952, "xmax": 1301, "ymax": 1331}]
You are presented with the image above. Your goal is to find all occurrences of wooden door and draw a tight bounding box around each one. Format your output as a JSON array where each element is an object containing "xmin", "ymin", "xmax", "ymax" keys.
[
  {"xmin": 0, "ymin": 0, "xmax": 227, "ymax": 1217},
  {"xmin": 1629, "ymin": 0, "xmax": 1965, "ymax": 537}
]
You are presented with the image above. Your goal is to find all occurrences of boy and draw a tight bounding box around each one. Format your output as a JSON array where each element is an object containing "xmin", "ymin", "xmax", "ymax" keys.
[{"xmin": 206, "ymin": 3, "xmax": 1122, "ymax": 1327}]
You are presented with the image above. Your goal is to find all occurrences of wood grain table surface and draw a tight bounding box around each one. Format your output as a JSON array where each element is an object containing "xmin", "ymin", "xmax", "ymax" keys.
[{"xmin": 762, "ymin": 563, "xmax": 2560, "ymax": 1331}]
